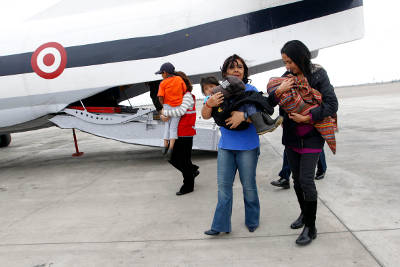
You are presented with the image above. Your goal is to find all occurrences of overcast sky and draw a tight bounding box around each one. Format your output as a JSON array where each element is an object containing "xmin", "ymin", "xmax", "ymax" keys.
[
  {"xmin": 1, "ymin": 0, "xmax": 399, "ymax": 103},
  {"xmin": 252, "ymin": 0, "xmax": 400, "ymax": 88}
]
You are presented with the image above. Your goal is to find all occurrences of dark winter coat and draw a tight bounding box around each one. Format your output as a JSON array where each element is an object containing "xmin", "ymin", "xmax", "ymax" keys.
[
  {"xmin": 267, "ymin": 64, "xmax": 338, "ymax": 149},
  {"xmin": 212, "ymin": 91, "xmax": 274, "ymax": 130}
]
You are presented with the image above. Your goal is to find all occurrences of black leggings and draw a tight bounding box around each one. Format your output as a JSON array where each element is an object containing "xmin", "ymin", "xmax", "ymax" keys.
[
  {"xmin": 169, "ymin": 137, "xmax": 198, "ymax": 189},
  {"xmin": 285, "ymin": 147, "xmax": 320, "ymax": 201}
]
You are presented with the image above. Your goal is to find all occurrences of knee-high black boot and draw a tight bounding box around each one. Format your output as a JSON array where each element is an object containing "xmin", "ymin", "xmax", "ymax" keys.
[
  {"xmin": 296, "ymin": 200, "xmax": 317, "ymax": 245},
  {"xmin": 291, "ymin": 188, "xmax": 305, "ymax": 229}
]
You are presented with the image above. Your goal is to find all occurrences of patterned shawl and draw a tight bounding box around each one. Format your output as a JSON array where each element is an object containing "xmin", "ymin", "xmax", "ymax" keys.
[{"xmin": 267, "ymin": 75, "xmax": 337, "ymax": 154}]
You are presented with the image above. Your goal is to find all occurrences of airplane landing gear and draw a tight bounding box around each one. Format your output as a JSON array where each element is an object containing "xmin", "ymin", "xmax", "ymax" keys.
[{"xmin": 72, "ymin": 129, "xmax": 84, "ymax": 157}]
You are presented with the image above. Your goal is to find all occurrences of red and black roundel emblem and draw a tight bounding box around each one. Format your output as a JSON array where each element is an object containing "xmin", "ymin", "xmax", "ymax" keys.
[{"xmin": 31, "ymin": 42, "xmax": 67, "ymax": 79}]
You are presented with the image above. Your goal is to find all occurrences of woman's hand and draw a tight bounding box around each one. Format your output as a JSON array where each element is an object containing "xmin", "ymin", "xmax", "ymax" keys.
[
  {"xmin": 225, "ymin": 111, "xmax": 245, "ymax": 129},
  {"xmin": 206, "ymin": 92, "xmax": 224, "ymax": 107},
  {"xmin": 276, "ymin": 77, "xmax": 294, "ymax": 96},
  {"xmin": 160, "ymin": 114, "xmax": 170, "ymax": 122},
  {"xmin": 288, "ymin": 113, "xmax": 311, "ymax": 123}
]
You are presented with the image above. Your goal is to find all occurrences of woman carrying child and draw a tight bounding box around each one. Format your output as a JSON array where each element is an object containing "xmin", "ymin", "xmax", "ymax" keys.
[
  {"xmin": 201, "ymin": 54, "xmax": 262, "ymax": 235},
  {"xmin": 160, "ymin": 71, "xmax": 199, "ymax": 196},
  {"xmin": 155, "ymin": 62, "xmax": 187, "ymax": 160},
  {"xmin": 201, "ymin": 75, "xmax": 282, "ymax": 134},
  {"xmin": 266, "ymin": 40, "xmax": 338, "ymax": 245}
]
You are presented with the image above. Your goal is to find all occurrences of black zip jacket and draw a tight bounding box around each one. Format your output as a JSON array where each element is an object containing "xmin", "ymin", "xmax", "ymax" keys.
[
  {"xmin": 212, "ymin": 91, "xmax": 274, "ymax": 130},
  {"xmin": 267, "ymin": 64, "xmax": 338, "ymax": 149}
]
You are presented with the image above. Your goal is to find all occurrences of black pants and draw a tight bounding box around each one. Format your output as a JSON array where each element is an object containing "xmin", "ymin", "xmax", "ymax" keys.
[
  {"xmin": 280, "ymin": 148, "xmax": 326, "ymax": 180},
  {"xmin": 285, "ymin": 147, "xmax": 320, "ymax": 201},
  {"xmin": 169, "ymin": 137, "xmax": 198, "ymax": 190},
  {"xmin": 286, "ymin": 147, "xmax": 320, "ymax": 227}
]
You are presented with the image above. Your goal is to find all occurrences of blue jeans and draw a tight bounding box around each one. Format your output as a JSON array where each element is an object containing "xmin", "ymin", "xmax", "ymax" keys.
[
  {"xmin": 317, "ymin": 149, "xmax": 327, "ymax": 173},
  {"xmin": 238, "ymin": 104, "xmax": 258, "ymax": 116},
  {"xmin": 279, "ymin": 150, "xmax": 291, "ymax": 180},
  {"xmin": 211, "ymin": 147, "xmax": 260, "ymax": 232}
]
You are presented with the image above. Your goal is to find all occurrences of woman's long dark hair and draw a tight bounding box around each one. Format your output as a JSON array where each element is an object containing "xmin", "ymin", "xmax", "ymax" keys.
[
  {"xmin": 221, "ymin": 54, "xmax": 249, "ymax": 84},
  {"xmin": 175, "ymin": 71, "xmax": 193, "ymax": 92},
  {"xmin": 281, "ymin": 40, "xmax": 312, "ymax": 78}
]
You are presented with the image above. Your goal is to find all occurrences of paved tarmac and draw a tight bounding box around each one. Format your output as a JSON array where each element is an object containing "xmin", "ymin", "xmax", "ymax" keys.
[{"xmin": 0, "ymin": 82, "xmax": 399, "ymax": 267}]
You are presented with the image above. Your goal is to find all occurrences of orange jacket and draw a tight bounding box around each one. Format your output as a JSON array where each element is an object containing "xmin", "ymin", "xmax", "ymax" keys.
[{"xmin": 157, "ymin": 76, "xmax": 187, "ymax": 106}]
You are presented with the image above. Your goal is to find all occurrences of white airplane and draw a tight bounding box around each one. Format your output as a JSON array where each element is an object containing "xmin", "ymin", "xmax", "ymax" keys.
[{"xmin": 0, "ymin": 0, "xmax": 364, "ymax": 151}]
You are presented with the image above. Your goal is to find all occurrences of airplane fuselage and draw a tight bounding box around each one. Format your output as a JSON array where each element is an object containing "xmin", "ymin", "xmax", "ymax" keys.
[{"xmin": 0, "ymin": 0, "xmax": 364, "ymax": 148}]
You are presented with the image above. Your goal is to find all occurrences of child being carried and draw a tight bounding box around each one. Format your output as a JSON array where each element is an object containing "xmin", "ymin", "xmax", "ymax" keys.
[
  {"xmin": 155, "ymin": 62, "xmax": 187, "ymax": 159},
  {"xmin": 267, "ymin": 73, "xmax": 337, "ymax": 153},
  {"xmin": 201, "ymin": 75, "xmax": 282, "ymax": 134}
]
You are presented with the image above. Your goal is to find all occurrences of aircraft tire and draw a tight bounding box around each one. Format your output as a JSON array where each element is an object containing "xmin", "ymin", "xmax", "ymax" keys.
[{"xmin": 0, "ymin": 134, "xmax": 11, "ymax": 147}]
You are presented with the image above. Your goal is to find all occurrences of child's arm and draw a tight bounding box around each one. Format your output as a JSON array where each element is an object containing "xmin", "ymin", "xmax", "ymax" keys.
[
  {"xmin": 162, "ymin": 93, "xmax": 193, "ymax": 117},
  {"xmin": 201, "ymin": 100, "xmax": 213, "ymax": 120},
  {"xmin": 158, "ymin": 96, "xmax": 164, "ymax": 105}
]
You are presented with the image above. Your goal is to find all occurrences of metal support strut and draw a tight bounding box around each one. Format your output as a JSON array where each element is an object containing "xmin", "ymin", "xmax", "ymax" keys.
[{"xmin": 72, "ymin": 128, "xmax": 84, "ymax": 157}]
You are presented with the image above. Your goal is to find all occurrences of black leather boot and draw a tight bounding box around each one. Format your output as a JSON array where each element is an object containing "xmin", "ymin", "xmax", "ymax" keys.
[
  {"xmin": 295, "ymin": 225, "xmax": 317, "ymax": 245},
  {"xmin": 291, "ymin": 188, "xmax": 305, "ymax": 229},
  {"xmin": 270, "ymin": 177, "xmax": 290, "ymax": 189},
  {"xmin": 290, "ymin": 213, "xmax": 304, "ymax": 229},
  {"xmin": 296, "ymin": 201, "xmax": 317, "ymax": 245}
]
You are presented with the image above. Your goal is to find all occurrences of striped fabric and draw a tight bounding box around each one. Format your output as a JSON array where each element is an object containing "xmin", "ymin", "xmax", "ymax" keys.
[
  {"xmin": 162, "ymin": 92, "xmax": 194, "ymax": 117},
  {"xmin": 267, "ymin": 75, "xmax": 337, "ymax": 154}
]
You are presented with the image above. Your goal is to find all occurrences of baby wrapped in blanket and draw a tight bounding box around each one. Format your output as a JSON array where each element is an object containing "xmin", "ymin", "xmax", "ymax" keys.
[{"xmin": 267, "ymin": 74, "xmax": 337, "ymax": 154}]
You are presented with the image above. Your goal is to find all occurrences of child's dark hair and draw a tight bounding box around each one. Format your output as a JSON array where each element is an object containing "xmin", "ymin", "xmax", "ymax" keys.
[
  {"xmin": 221, "ymin": 54, "xmax": 249, "ymax": 84},
  {"xmin": 281, "ymin": 40, "xmax": 312, "ymax": 78},
  {"xmin": 175, "ymin": 71, "xmax": 193, "ymax": 92},
  {"xmin": 200, "ymin": 76, "xmax": 219, "ymax": 95}
]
